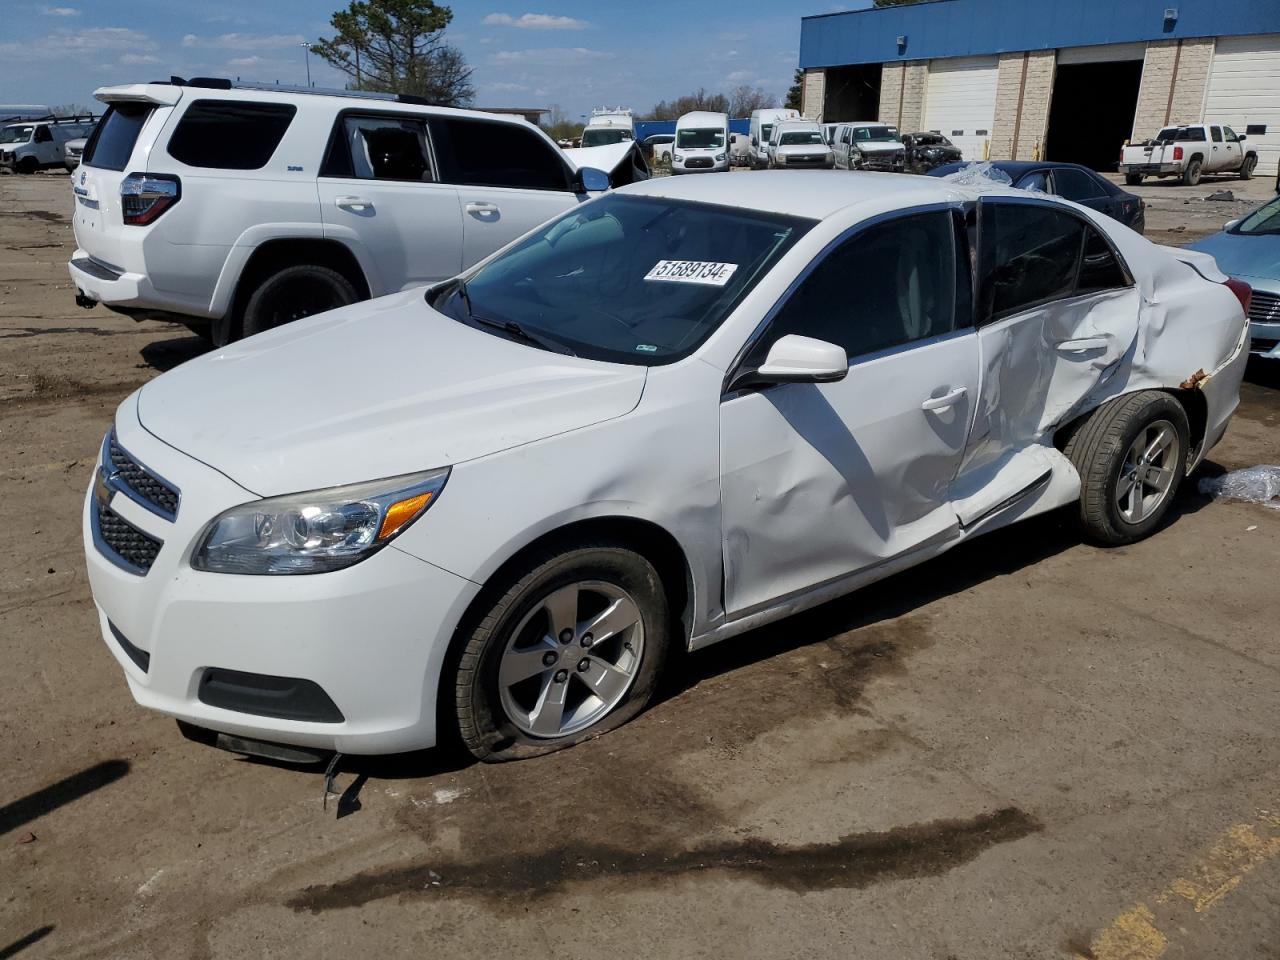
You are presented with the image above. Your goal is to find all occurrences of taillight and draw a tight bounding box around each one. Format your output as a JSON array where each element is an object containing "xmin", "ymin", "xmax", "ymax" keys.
[
  {"xmin": 121, "ymin": 173, "xmax": 180, "ymax": 225},
  {"xmin": 1224, "ymin": 277, "xmax": 1252, "ymax": 316},
  {"xmin": 1173, "ymin": 145, "xmax": 1184, "ymax": 161}
]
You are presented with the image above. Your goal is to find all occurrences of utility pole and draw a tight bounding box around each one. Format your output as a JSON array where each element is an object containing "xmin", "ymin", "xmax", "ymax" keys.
[{"xmin": 300, "ymin": 41, "xmax": 312, "ymax": 87}]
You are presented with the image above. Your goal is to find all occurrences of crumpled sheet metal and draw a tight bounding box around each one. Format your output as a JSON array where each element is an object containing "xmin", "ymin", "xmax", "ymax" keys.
[{"xmin": 1199, "ymin": 466, "xmax": 1280, "ymax": 509}]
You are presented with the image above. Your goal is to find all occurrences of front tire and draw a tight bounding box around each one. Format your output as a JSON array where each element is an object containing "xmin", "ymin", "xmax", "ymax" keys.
[
  {"xmin": 16, "ymin": 157, "xmax": 37, "ymax": 175},
  {"xmin": 1125, "ymin": 172, "xmax": 1143, "ymax": 186},
  {"xmin": 1239, "ymin": 155, "xmax": 1255, "ymax": 180},
  {"xmin": 1064, "ymin": 391, "xmax": 1189, "ymax": 545},
  {"xmin": 240, "ymin": 264, "xmax": 358, "ymax": 340},
  {"xmin": 1181, "ymin": 158, "xmax": 1202, "ymax": 186},
  {"xmin": 454, "ymin": 543, "xmax": 671, "ymax": 762}
]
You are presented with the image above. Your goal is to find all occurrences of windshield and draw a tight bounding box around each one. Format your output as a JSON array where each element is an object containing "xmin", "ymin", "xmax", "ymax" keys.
[
  {"xmin": 581, "ymin": 128, "xmax": 631, "ymax": 147},
  {"xmin": 915, "ymin": 134, "xmax": 949, "ymax": 146},
  {"xmin": 780, "ymin": 131, "xmax": 823, "ymax": 145},
  {"xmin": 852, "ymin": 126, "xmax": 896, "ymax": 142},
  {"xmin": 431, "ymin": 194, "xmax": 812, "ymax": 365},
  {"xmin": 1233, "ymin": 196, "xmax": 1280, "ymax": 236},
  {"xmin": 0, "ymin": 125, "xmax": 34, "ymax": 144},
  {"xmin": 676, "ymin": 128, "xmax": 724, "ymax": 149},
  {"xmin": 1155, "ymin": 126, "xmax": 1205, "ymax": 142}
]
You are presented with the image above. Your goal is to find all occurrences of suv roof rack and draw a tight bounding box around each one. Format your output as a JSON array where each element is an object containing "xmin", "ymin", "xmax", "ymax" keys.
[{"xmin": 158, "ymin": 76, "xmax": 443, "ymax": 107}]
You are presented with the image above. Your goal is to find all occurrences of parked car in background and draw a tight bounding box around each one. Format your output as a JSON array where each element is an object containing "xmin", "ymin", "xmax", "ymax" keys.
[
  {"xmin": 63, "ymin": 136, "xmax": 88, "ymax": 172},
  {"xmin": 83, "ymin": 173, "xmax": 1248, "ymax": 763},
  {"xmin": 672, "ymin": 111, "xmax": 729, "ymax": 174},
  {"xmin": 643, "ymin": 133, "xmax": 674, "ymax": 163},
  {"xmin": 832, "ymin": 122, "xmax": 905, "ymax": 172},
  {"xmin": 1, "ymin": 115, "xmax": 96, "ymax": 173},
  {"xmin": 1121, "ymin": 123, "xmax": 1258, "ymax": 186},
  {"xmin": 766, "ymin": 120, "xmax": 833, "ymax": 169},
  {"xmin": 1188, "ymin": 194, "xmax": 1280, "ymax": 359},
  {"xmin": 68, "ymin": 79, "xmax": 628, "ymax": 346},
  {"xmin": 581, "ymin": 107, "xmax": 634, "ymax": 148},
  {"xmin": 729, "ymin": 132, "xmax": 750, "ymax": 167},
  {"xmin": 748, "ymin": 107, "xmax": 799, "ymax": 169},
  {"xmin": 903, "ymin": 131, "xmax": 962, "ymax": 173},
  {"xmin": 929, "ymin": 161, "xmax": 1145, "ymax": 233}
]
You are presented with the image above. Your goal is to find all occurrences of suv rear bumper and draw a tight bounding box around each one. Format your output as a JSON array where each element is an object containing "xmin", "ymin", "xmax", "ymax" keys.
[{"xmin": 69, "ymin": 251, "xmax": 147, "ymax": 306}]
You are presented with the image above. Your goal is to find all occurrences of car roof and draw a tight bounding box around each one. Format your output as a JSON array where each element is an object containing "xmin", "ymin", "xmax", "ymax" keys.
[
  {"xmin": 619, "ymin": 170, "xmax": 990, "ymax": 220},
  {"xmin": 677, "ymin": 111, "xmax": 727, "ymax": 125}
]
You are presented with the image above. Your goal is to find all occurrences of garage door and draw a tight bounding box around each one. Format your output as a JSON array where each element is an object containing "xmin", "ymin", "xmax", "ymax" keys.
[
  {"xmin": 1205, "ymin": 34, "xmax": 1280, "ymax": 177},
  {"xmin": 923, "ymin": 56, "xmax": 999, "ymax": 161}
]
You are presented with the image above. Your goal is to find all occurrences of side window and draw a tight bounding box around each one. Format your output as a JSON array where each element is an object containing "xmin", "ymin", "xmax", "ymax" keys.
[
  {"xmin": 1190, "ymin": 126, "xmax": 1207, "ymax": 141},
  {"xmin": 1077, "ymin": 226, "xmax": 1128, "ymax": 295},
  {"xmin": 167, "ymin": 100, "xmax": 297, "ymax": 170},
  {"xmin": 326, "ymin": 115, "xmax": 434, "ymax": 181},
  {"xmin": 430, "ymin": 118, "xmax": 571, "ymax": 191},
  {"xmin": 979, "ymin": 201, "xmax": 1084, "ymax": 322},
  {"xmin": 750, "ymin": 211, "xmax": 959, "ymax": 365},
  {"xmin": 1017, "ymin": 170, "xmax": 1049, "ymax": 192},
  {"xmin": 1052, "ymin": 168, "xmax": 1104, "ymax": 202},
  {"xmin": 1223, "ymin": 126, "xmax": 1239, "ymax": 142},
  {"xmin": 1210, "ymin": 126, "xmax": 1223, "ymax": 143},
  {"xmin": 34, "ymin": 126, "xmax": 52, "ymax": 143}
]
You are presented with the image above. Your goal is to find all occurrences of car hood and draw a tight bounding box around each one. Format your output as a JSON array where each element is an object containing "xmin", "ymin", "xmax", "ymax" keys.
[
  {"xmin": 137, "ymin": 290, "xmax": 648, "ymax": 497},
  {"xmin": 1186, "ymin": 231, "xmax": 1280, "ymax": 286}
]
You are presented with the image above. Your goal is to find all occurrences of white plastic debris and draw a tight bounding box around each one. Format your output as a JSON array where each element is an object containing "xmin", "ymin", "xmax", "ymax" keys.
[
  {"xmin": 1198, "ymin": 465, "xmax": 1280, "ymax": 510},
  {"xmin": 939, "ymin": 161, "xmax": 1013, "ymax": 188}
]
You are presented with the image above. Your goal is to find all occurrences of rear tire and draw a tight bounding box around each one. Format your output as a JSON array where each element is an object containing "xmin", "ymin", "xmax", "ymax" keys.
[
  {"xmin": 1238, "ymin": 155, "xmax": 1255, "ymax": 180},
  {"xmin": 454, "ymin": 542, "xmax": 671, "ymax": 762},
  {"xmin": 1064, "ymin": 391, "xmax": 1189, "ymax": 546},
  {"xmin": 1181, "ymin": 158, "xmax": 1202, "ymax": 186},
  {"xmin": 1125, "ymin": 172, "xmax": 1143, "ymax": 186},
  {"xmin": 240, "ymin": 264, "xmax": 358, "ymax": 341}
]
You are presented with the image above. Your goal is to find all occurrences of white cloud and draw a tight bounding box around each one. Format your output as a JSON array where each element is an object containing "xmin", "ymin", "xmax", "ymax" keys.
[
  {"xmin": 182, "ymin": 32, "xmax": 306, "ymax": 50},
  {"xmin": 0, "ymin": 26, "xmax": 157, "ymax": 60},
  {"xmin": 487, "ymin": 81, "xmax": 530, "ymax": 92},
  {"xmin": 483, "ymin": 13, "xmax": 588, "ymax": 30},
  {"xmin": 42, "ymin": 6, "xmax": 79, "ymax": 16},
  {"xmin": 228, "ymin": 56, "xmax": 264, "ymax": 68},
  {"xmin": 492, "ymin": 47, "xmax": 609, "ymax": 65},
  {"xmin": 119, "ymin": 53, "xmax": 160, "ymax": 65},
  {"xmin": 725, "ymin": 70, "xmax": 754, "ymax": 82}
]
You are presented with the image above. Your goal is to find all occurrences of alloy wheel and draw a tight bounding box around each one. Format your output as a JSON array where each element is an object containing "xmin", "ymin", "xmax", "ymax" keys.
[{"xmin": 1116, "ymin": 419, "xmax": 1180, "ymax": 524}]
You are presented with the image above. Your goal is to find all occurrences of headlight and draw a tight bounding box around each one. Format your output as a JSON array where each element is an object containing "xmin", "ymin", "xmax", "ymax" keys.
[
  {"xmin": 192, "ymin": 468, "xmax": 449, "ymax": 575},
  {"xmin": 673, "ymin": 153, "xmax": 683, "ymax": 162},
  {"xmin": 715, "ymin": 153, "xmax": 725, "ymax": 162}
]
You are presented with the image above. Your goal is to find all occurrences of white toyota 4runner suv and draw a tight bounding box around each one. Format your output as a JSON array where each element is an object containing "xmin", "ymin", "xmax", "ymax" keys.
[{"xmin": 69, "ymin": 79, "xmax": 637, "ymax": 344}]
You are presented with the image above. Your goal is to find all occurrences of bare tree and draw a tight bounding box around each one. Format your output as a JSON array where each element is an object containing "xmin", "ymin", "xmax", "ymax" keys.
[
  {"xmin": 647, "ymin": 88, "xmax": 730, "ymax": 121},
  {"xmin": 727, "ymin": 86, "xmax": 776, "ymax": 117},
  {"xmin": 313, "ymin": 0, "xmax": 474, "ymax": 106}
]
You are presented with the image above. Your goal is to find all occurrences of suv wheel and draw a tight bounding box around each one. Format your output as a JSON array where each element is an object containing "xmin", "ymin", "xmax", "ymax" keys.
[
  {"xmin": 1064, "ymin": 391, "xmax": 1189, "ymax": 546},
  {"xmin": 1181, "ymin": 158, "xmax": 1202, "ymax": 186},
  {"xmin": 241, "ymin": 264, "xmax": 358, "ymax": 340},
  {"xmin": 1238, "ymin": 155, "xmax": 1256, "ymax": 180},
  {"xmin": 454, "ymin": 543, "xmax": 671, "ymax": 762}
]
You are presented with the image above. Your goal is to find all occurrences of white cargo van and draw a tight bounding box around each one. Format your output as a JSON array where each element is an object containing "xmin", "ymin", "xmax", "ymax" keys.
[
  {"xmin": 671, "ymin": 111, "xmax": 729, "ymax": 174},
  {"xmin": 748, "ymin": 108, "xmax": 799, "ymax": 169},
  {"xmin": 0, "ymin": 115, "xmax": 96, "ymax": 174},
  {"xmin": 581, "ymin": 108, "xmax": 634, "ymax": 148}
]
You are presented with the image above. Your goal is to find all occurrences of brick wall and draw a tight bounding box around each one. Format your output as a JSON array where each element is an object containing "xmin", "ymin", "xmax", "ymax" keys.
[
  {"xmin": 988, "ymin": 51, "xmax": 1056, "ymax": 160},
  {"xmin": 878, "ymin": 61, "xmax": 928, "ymax": 130},
  {"xmin": 802, "ymin": 69, "xmax": 826, "ymax": 121},
  {"xmin": 1131, "ymin": 38, "xmax": 1215, "ymax": 140}
]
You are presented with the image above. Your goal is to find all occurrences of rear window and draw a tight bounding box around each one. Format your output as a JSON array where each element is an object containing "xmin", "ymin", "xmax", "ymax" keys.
[
  {"xmin": 1155, "ymin": 126, "xmax": 1206, "ymax": 142},
  {"xmin": 166, "ymin": 100, "xmax": 296, "ymax": 170},
  {"xmin": 84, "ymin": 104, "xmax": 152, "ymax": 171}
]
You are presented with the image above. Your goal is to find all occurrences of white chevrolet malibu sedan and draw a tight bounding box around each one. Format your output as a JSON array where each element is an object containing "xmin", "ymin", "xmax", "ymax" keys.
[{"xmin": 84, "ymin": 173, "xmax": 1250, "ymax": 763}]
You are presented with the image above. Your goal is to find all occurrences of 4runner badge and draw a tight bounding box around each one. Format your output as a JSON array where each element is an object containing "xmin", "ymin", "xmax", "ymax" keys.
[{"xmin": 80, "ymin": 171, "xmax": 86, "ymax": 185}]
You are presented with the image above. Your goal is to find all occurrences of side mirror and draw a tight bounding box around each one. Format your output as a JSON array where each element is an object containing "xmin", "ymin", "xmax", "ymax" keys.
[
  {"xmin": 752, "ymin": 334, "xmax": 848, "ymax": 385},
  {"xmin": 573, "ymin": 166, "xmax": 610, "ymax": 193},
  {"xmin": 1238, "ymin": 134, "xmax": 1247, "ymax": 141},
  {"xmin": 1224, "ymin": 219, "xmax": 1240, "ymax": 231},
  {"xmin": 751, "ymin": 136, "xmax": 758, "ymax": 147}
]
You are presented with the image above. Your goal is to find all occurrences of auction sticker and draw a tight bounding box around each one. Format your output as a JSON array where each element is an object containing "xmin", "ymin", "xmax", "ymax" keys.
[{"xmin": 644, "ymin": 260, "xmax": 738, "ymax": 286}]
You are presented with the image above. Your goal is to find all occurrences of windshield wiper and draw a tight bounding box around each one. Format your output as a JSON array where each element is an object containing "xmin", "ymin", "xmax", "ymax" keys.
[{"xmin": 450, "ymin": 279, "xmax": 577, "ymax": 357}]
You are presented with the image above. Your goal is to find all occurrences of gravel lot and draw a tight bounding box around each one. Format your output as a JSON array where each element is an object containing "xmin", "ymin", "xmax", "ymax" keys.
[{"xmin": 2, "ymin": 170, "xmax": 1278, "ymax": 960}]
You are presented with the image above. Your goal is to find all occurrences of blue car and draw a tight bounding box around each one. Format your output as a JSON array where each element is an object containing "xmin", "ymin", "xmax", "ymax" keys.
[
  {"xmin": 928, "ymin": 160, "xmax": 1145, "ymax": 233},
  {"xmin": 1188, "ymin": 195, "xmax": 1280, "ymax": 360}
]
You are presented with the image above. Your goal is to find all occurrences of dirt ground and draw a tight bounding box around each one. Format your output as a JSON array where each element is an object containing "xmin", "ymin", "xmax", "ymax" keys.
[{"xmin": 1, "ymin": 170, "xmax": 1278, "ymax": 960}]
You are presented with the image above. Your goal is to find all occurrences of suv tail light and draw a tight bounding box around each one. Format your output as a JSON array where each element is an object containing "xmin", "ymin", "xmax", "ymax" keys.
[
  {"xmin": 1173, "ymin": 145, "xmax": 1184, "ymax": 161},
  {"xmin": 121, "ymin": 173, "xmax": 180, "ymax": 225},
  {"xmin": 1224, "ymin": 277, "xmax": 1252, "ymax": 316}
]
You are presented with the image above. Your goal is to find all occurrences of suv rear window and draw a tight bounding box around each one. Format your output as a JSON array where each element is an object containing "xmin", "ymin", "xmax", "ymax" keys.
[
  {"xmin": 166, "ymin": 100, "xmax": 296, "ymax": 170},
  {"xmin": 84, "ymin": 104, "xmax": 153, "ymax": 172}
]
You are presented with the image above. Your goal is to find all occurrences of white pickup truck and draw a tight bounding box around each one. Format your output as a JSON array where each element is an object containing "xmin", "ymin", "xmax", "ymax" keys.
[{"xmin": 1121, "ymin": 122, "xmax": 1258, "ymax": 186}]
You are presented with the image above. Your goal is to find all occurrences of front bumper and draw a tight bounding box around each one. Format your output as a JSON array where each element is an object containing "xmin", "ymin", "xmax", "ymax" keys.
[
  {"xmin": 83, "ymin": 405, "xmax": 480, "ymax": 754},
  {"xmin": 1249, "ymin": 320, "xmax": 1280, "ymax": 358}
]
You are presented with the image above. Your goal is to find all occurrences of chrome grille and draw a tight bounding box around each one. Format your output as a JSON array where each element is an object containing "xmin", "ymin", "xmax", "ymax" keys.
[
  {"xmin": 94, "ymin": 502, "xmax": 162, "ymax": 573},
  {"xmin": 107, "ymin": 433, "xmax": 179, "ymax": 519},
  {"xmin": 1248, "ymin": 289, "xmax": 1279, "ymax": 326}
]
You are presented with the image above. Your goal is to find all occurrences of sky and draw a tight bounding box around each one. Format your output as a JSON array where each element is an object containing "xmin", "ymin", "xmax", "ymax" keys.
[{"xmin": 0, "ymin": 0, "xmax": 874, "ymax": 120}]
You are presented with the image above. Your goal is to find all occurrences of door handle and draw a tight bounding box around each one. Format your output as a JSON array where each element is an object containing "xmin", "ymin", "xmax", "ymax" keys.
[
  {"xmin": 465, "ymin": 201, "xmax": 500, "ymax": 218},
  {"xmin": 1055, "ymin": 336, "xmax": 1108, "ymax": 352},
  {"xmin": 921, "ymin": 387, "xmax": 967, "ymax": 412},
  {"xmin": 335, "ymin": 196, "xmax": 373, "ymax": 211}
]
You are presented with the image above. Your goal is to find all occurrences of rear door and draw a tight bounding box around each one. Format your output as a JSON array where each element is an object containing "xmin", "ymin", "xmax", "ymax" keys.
[
  {"xmin": 719, "ymin": 208, "xmax": 979, "ymax": 615},
  {"xmin": 428, "ymin": 116, "xmax": 581, "ymax": 270},
  {"xmin": 1208, "ymin": 125, "xmax": 1228, "ymax": 172},
  {"xmin": 317, "ymin": 112, "xmax": 463, "ymax": 293},
  {"xmin": 1048, "ymin": 167, "xmax": 1115, "ymax": 219}
]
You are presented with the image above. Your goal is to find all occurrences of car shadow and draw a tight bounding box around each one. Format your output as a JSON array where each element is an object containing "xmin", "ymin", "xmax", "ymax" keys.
[
  {"xmin": 1244, "ymin": 356, "xmax": 1280, "ymax": 389},
  {"xmin": 139, "ymin": 334, "xmax": 211, "ymax": 373}
]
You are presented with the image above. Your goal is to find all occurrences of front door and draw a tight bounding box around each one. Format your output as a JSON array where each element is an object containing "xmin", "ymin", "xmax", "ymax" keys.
[
  {"xmin": 719, "ymin": 208, "xmax": 979, "ymax": 616},
  {"xmin": 317, "ymin": 113, "xmax": 463, "ymax": 294}
]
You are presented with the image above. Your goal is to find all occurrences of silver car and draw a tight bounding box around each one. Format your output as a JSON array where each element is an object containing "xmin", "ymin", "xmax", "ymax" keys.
[{"xmin": 1188, "ymin": 195, "xmax": 1280, "ymax": 359}]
